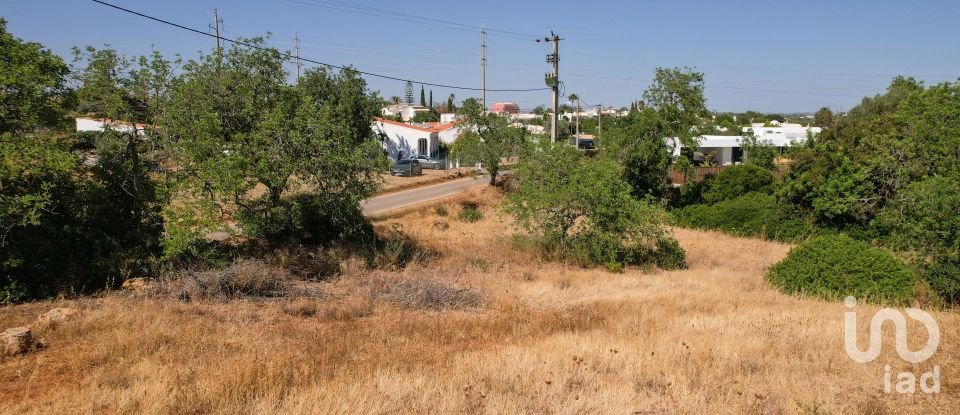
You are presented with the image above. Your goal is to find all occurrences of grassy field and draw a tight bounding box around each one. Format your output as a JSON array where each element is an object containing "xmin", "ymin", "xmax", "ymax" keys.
[{"xmin": 0, "ymin": 187, "xmax": 956, "ymax": 414}]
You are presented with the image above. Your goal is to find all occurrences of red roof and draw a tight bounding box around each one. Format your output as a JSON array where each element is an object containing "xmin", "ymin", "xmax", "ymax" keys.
[{"xmin": 374, "ymin": 117, "xmax": 460, "ymax": 133}]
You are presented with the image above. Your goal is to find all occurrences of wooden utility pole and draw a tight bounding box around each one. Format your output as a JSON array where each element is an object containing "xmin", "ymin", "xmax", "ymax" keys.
[
  {"xmin": 294, "ymin": 32, "xmax": 302, "ymax": 79},
  {"xmin": 481, "ymin": 27, "xmax": 487, "ymax": 110}
]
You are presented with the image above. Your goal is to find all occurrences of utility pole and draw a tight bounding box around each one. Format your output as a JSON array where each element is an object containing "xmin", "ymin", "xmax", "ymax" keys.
[
  {"xmin": 538, "ymin": 32, "xmax": 561, "ymax": 142},
  {"xmin": 294, "ymin": 32, "xmax": 302, "ymax": 80},
  {"xmin": 575, "ymin": 97, "xmax": 580, "ymax": 145},
  {"xmin": 597, "ymin": 104, "xmax": 602, "ymax": 141},
  {"xmin": 481, "ymin": 27, "xmax": 487, "ymax": 110},
  {"xmin": 211, "ymin": 9, "xmax": 223, "ymax": 60}
]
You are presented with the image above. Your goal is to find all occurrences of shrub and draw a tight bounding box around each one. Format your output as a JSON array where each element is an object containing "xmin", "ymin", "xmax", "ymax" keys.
[
  {"xmin": 370, "ymin": 278, "xmax": 484, "ymax": 310},
  {"xmin": 434, "ymin": 205, "xmax": 448, "ymax": 217},
  {"xmin": 672, "ymin": 192, "xmax": 813, "ymax": 242},
  {"xmin": 369, "ymin": 226, "xmax": 436, "ymax": 270},
  {"xmin": 458, "ymin": 203, "xmax": 483, "ymax": 222},
  {"xmin": 506, "ymin": 143, "xmax": 684, "ymax": 270},
  {"xmin": 702, "ymin": 164, "xmax": 775, "ymax": 203},
  {"xmin": 170, "ymin": 259, "xmax": 289, "ymax": 301},
  {"xmin": 922, "ymin": 258, "xmax": 960, "ymax": 306},
  {"xmin": 766, "ymin": 235, "xmax": 919, "ymax": 306}
]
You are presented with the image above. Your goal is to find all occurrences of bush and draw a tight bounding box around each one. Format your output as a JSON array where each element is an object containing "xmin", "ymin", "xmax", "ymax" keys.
[
  {"xmin": 458, "ymin": 203, "xmax": 483, "ymax": 222},
  {"xmin": 370, "ymin": 278, "xmax": 484, "ymax": 310},
  {"xmin": 506, "ymin": 143, "xmax": 684, "ymax": 270},
  {"xmin": 434, "ymin": 205, "xmax": 448, "ymax": 217},
  {"xmin": 922, "ymin": 258, "xmax": 960, "ymax": 306},
  {"xmin": 672, "ymin": 192, "xmax": 813, "ymax": 242},
  {"xmin": 169, "ymin": 259, "xmax": 289, "ymax": 301},
  {"xmin": 702, "ymin": 164, "xmax": 775, "ymax": 203},
  {"xmin": 767, "ymin": 235, "xmax": 919, "ymax": 306}
]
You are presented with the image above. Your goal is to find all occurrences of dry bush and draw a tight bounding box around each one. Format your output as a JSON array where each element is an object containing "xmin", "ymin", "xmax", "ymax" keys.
[
  {"xmin": 164, "ymin": 259, "xmax": 289, "ymax": 301},
  {"xmin": 273, "ymin": 245, "xmax": 341, "ymax": 281},
  {"xmin": 372, "ymin": 225, "xmax": 438, "ymax": 270},
  {"xmin": 370, "ymin": 278, "xmax": 484, "ymax": 311}
]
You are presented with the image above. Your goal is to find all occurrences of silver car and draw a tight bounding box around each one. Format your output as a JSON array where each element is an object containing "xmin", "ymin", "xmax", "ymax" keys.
[{"xmin": 409, "ymin": 155, "xmax": 443, "ymax": 169}]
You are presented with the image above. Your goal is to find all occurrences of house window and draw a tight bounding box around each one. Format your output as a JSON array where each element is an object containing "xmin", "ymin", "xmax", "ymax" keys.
[{"xmin": 418, "ymin": 138, "xmax": 428, "ymax": 155}]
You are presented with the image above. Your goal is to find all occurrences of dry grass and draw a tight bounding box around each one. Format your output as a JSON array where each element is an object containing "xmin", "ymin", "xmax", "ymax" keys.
[{"xmin": 0, "ymin": 187, "xmax": 957, "ymax": 414}]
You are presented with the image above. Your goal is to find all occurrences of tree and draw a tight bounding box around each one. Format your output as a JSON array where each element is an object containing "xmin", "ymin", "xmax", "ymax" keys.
[
  {"xmin": 429, "ymin": 89, "xmax": 433, "ymax": 108},
  {"xmin": 419, "ymin": 84, "xmax": 426, "ymax": 107},
  {"xmin": 390, "ymin": 96, "xmax": 401, "ymax": 104},
  {"xmin": 601, "ymin": 67, "xmax": 707, "ymax": 199},
  {"xmin": 813, "ymin": 107, "xmax": 833, "ymax": 127},
  {"xmin": 162, "ymin": 39, "xmax": 387, "ymax": 245},
  {"xmin": 455, "ymin": 98, "xmax": 527, "ymax": 186},
  {"xmin": 642, "ymin": 67, "xmax": 706, "ymax": 149},
  {"xmin": 447, "ymin": 94, "xmax": 455, "ymax": 112},
  {"xmin": 739, "ymin": 133, "xmax": 778, "ymax": 170},
  {"xmin": 404, "ymin": 81, "xmax": 414, "ymax": 105},
  {"xmin": 1, "ymin": 30, "xmax": 163, "ymax": 301},
  {"xmin": 0, "ymin": 19, "xmax": 72, "ymax": 134},
  {"xmin": 505, "ymin": 143, "xmax": 684, "ymax": 270}
]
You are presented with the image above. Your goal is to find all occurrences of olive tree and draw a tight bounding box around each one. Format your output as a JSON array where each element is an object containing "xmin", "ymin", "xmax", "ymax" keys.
[{"xmin": 162, "ymin": 38, "xmax": 387, "ymax": 247}]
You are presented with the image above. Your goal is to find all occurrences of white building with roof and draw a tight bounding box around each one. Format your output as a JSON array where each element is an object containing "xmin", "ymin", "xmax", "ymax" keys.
[
  {"xmin": 373, "ymin": 118, "xmax": 462, "ymax": 160},
  {"xmin": 670, "ymin": 123, "xmax": 822, "ymax": 165},
  {"xmin": 381, "ymin": 104, "xmax": 431, "ymax": 122}
]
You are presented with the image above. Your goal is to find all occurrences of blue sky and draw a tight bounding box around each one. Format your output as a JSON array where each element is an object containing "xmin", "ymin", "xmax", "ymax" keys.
[{"xmin": 5, "ymin": 0, "xmax": 959, "ymax": 113}]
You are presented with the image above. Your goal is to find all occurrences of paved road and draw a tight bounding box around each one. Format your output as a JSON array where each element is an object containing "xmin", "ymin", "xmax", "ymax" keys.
[{"xmin": 361, "ymin": 175, "xmax": 489, "ymax": 216}]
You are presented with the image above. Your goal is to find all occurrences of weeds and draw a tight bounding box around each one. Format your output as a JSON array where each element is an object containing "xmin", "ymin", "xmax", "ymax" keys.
[
  {"xmin": 370, "ymin": 278, "xmax": 484, "ymax": 310},
  {"xmin": 458, "ymin": 202, "xmax": 483, "ymax": 223}
]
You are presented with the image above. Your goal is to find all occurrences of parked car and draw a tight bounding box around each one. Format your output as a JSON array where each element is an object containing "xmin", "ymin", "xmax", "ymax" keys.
[
  {"xmin": 391, "ymin": 159, "xmax": 422, "ymax": 176},
  {"xmin": 408, "ymin": 154, "xmax": 443, "ymax": 169}
]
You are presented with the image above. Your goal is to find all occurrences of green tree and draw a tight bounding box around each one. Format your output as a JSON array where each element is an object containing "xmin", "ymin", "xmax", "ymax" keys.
[
  {"xmin": 419, "ymin": 84, "xmax": 426, "ymax": 107},
  {"xmin": 813, "ymin": 106, "xmax": 833, "ymax": 128},
  {"xmin": 405, "ymin": 81, "xmax": 414, "ymax": 105},
  {"xmin": 429, "ymin": 89, "xmax": 433, "ymax": 108},
  {"xmin": 0, "ymin": 18, "xmax": 72, "ymax": 134},
  {"xmin": 162, "ymin": 39, "xmax": 387, "ymax": 245},
  {"xmin": 600, "ymin": 67, "xmax": 706, "ymax": 199},
  {"xmin": 642, "ymin": 67, "xmax": 706, "ymax": 149},
  {"xmin": 455, "ymin": 98, "xmax": 527, "ymax": 186},
  {"xmin": 505, "ymin": 143, "xmax": 684, "ymax": 270}
]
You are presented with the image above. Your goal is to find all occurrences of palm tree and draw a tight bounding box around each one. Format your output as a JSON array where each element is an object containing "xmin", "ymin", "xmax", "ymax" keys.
[{"xmin": 390, "ymin": 96, "xmax": 401, "ymax": 104}]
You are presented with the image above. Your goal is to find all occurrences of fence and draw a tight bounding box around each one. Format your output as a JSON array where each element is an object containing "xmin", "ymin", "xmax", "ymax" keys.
[{"xmin": 669, "ymin": 164, "xmax": 786, "ymax": 185}]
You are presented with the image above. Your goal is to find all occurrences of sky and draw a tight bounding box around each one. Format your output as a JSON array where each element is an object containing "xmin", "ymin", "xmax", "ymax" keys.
[{"xmin": 4, "ymin": 0, "xmax": 960, "ymax": 113}]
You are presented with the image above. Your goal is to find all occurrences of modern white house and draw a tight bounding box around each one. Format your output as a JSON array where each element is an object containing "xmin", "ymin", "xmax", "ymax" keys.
[
  {"xmin": 373, "ymin": 118, "xmax": 462, "ymax": 160},
  {"xmin": 670, "ymin": 123, "xmax": 822, "ymax": 165},
  {"xmin": 381, "ymin": 104, "xmax": 431, "ymax": 122},
  {"xmin": 75, "ymin": 117, "xmax": 152, "ymax": 135}
]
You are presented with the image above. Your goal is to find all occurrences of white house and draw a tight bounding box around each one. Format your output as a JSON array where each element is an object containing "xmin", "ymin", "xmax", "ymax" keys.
[
  {"xmin": 75, "ymin": 117, "xmax": 152, "ymax": 135},
  {"xmin": 743, "ymin": 122, "xmax": 821, "ymax": 142},
  {"xmin": 373, "ymin": 118, "xmax": 462, "ymax": 160},
  {"xmin": 381, "ymin": 104, "xmax": 431, "ymax": 122},
  {"xmin": 670, "ymin": 123, "xmax": 822, "ymax": 165}
]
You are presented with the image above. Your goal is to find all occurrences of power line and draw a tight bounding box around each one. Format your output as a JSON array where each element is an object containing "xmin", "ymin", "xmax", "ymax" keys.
[
  {"xmin": 88, "ymin": 0, "xmax": 549, "ymax": 93},
  {"xmin": 276, "ymin": 0, "xmax": 538, "ymax": 40}
]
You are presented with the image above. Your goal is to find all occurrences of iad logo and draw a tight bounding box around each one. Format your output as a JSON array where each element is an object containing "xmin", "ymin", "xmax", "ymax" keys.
[{"xmin": 843, "ymin": 296, "xmax": 941, "ymax": 394}]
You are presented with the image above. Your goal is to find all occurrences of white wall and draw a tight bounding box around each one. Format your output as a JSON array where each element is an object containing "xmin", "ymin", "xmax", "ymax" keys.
[
  {"xmin": 373, "ymin": 120, "xmax": 438, "ymax": 160},
  {"xmin": 75, "ymin": 118, "xmax": 141, "ymax": 135}
]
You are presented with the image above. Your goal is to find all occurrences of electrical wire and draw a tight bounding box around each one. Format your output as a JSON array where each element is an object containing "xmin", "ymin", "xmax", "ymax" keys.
[
  {"xmin": 88, "ymin": 0, "xmax": 549, "ymax": 92},
  {"xmin": 276, "ymin": 0, "xmax": 538, "ymax": 40}
]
